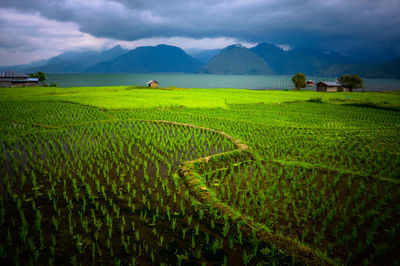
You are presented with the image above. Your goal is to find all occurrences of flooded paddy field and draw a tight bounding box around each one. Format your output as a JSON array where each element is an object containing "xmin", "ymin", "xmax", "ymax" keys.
[{"xmin": 0, "ymin": 97, "xmax": 399, "ymax": 265}]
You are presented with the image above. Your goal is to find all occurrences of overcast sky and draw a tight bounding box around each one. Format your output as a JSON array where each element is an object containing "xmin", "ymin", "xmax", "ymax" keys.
[{"xmin": 1, "ymin": 0, "xmax": 400, "ymax": 66}]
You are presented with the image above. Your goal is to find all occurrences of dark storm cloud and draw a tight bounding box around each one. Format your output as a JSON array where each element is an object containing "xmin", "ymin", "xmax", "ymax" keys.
[{"xmin": 1, "ymin": 0, "xmax": 400, "ymax": 58}]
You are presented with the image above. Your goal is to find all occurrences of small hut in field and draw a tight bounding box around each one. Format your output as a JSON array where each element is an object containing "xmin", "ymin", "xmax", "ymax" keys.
[
  {"xmin": 146, "ymin": 80, "xmax": 159, "ymax": 88},
  {"xmin": 316, "ymin": 81, "xmax": 351, "ymax": 92}
]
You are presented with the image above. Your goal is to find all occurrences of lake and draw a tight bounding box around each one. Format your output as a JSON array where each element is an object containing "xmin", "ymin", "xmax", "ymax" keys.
[{"xmin": 46, "ymin": 73, "xmax": 400, "ymax": 90}]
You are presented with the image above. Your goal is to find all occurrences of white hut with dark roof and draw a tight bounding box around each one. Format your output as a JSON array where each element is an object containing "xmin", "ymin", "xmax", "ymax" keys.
[{"xmin": 146, "ymin": 80, "xmax": 159, "ymax": 88}]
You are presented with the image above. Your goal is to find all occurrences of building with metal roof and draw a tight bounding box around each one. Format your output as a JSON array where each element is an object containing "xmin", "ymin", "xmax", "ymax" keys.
[
  {"xmin": 0, "ymin": 70, "xmax": 39, "ymax": 87},
  {"xmin": 316, "ymin": 81, "xmax": 351, "ymax": 92}
]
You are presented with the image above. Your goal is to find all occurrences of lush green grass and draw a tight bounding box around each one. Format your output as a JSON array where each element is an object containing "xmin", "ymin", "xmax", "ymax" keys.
[
  {"xmin": 0, "ymin": 86, "xmax": 399, "ymax": 265},
  {"xmin": 1, "ymin": 86, "xmax": 400, "ymax": 109}
]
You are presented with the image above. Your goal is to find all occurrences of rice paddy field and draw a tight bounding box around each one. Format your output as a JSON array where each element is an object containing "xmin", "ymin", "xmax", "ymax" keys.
[{"xmin": 0, "ymin": 86, "xmax": 399, "ymax": 265}]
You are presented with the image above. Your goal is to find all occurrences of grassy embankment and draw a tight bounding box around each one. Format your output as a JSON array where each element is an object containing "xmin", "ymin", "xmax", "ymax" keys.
[{"xmin": 1, "ymin": 85, "xmax": 399, "ymax": 109}]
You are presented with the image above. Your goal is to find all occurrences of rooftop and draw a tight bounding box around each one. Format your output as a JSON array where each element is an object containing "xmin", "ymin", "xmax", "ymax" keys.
[
  {"xmin": 318, "ymin": 81, "xmax": 341, "ymax": 86},
  {"xmin": 0, "ymin": 70, "xmax": 28, "ymax": 78}
]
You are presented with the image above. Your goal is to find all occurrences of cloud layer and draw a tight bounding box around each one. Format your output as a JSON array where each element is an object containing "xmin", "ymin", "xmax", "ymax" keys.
[{"xmin": 1, "ymin": 0, "xmax": 400, "ymax": 65}]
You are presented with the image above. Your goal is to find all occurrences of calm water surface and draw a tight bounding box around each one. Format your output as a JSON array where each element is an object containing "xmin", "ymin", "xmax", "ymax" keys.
[{"xmin": 46, "ymin": 73, "xmax": 400, "ymax": 91}]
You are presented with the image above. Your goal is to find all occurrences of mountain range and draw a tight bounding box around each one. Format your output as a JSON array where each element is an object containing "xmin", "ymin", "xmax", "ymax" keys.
[
  {"xmin": 1, "ymin": 43, "xmax": 399, "ymax": 79},
  {"xmin": 250, "ymin": 43, "xmax": 350, "ymax": 75},
  {"xmin": 86, "ymin": 45, "xmax": 201, "ymax": 73}
]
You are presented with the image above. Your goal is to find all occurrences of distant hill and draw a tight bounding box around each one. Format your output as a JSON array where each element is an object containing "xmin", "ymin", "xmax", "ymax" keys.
[
  {"xmin": 0, "ymin": 58, "xmax": 50, "ymax": 73},
  {"xmin": 250, "ymin": 43, "xmax": 349, "ymax": 75},
  {"xmin": 289, "ymin": 48, "xmax": 349, "ymax": 75},
  {"xmin": 185, "ymin": 48, "xmax": 222, "ymax": 64},
  {"xmin": 361, "ymin": 58, "xmax": 400, "ymax": 79},
  {"xmin": 32, "ymin": 45, "xmax": 128, "ymax": 73},
  {"xmin": 249, "ymin": 43, "xmax": 288, "ymax": 74},
  {"xmin": 33, "ymin": 60, "xmax": 86, "ymax": 73},
  {"xmin": 316, "ymin": 63, "xmax": 375, "ymax": 77},
  {"xmin": 87, "ymin": 44, "xmax": 202, "ymax": 73},
  {"xmin": 0, "ymin": 45, "xmax": 128, "ymax": 73},
  {"xmin": 313, "ymin": 58, "xmax": 400, "ymax": 79},
  {"xmin": 202, "ymin": 45, "xmax": 274, "ymax": 75}
]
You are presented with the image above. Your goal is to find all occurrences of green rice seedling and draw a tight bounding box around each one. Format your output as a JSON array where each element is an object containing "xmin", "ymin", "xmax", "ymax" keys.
[
  {"xmin": 251, "ymin": 228, "xmax": 257, "ymax": 241},
  {"xmin": 182, "ymin": 227, "xmax": 188, "ymax": 240},
  {"xmin": 166, "ymin": 205, "xmax": 171, "ymax": 222},
  {"xmin": 199, "ymin": 209, "xmax": 204, "ymax": 221},
  {"xmin": 158, "ymin": 235, "xmax": 164, "ymax": 247},
  {"xmin": 211, "ymin": 238, "xmax": 219, "ymax": 255},
  {"xmin": 243, "ymin": 250, "xmax": 248, "ymax": 265},
  {"xmin": 28, "ymin": 237, "xmax": 35, "ymax": 252},
  {"xmin": 52, "ymin": 216, "xmax": 58, "ymax": 231},
  {"xmin": 33, "ymin": 249, "xmax": 39, "ymax": 263},
  {"xmin": 39, "ymin": 230, "xmax": 44, "ymax": 249},
  {"xmin": 187, "ymin": 215, "xmax": 192, "ymax": 226},
  {"xmin": 223, "ymin": 221, "xmax": 230, "ymax": 238},
  {"xmin": 20, "ymin": 216, "xmax": 28, "ymax": 243},
  {"xmin": 33, "ymin": 209, "xmax": 42, "ymax": 232},
  {"xmin": 171, "ymin": 218, "xmax": 177, "ymax": 231},
  {"xmin": 238, "ymin": 230, "xmax": 243, "ymax": 245},
  {"xmin": 190, "ymin": 234, "xmax": 196, "ymax": 249},
  {"xmin": 180, "ymin": 200, "xmax": 185, "ymax": 216},
  {"xmin": 149, "ymin": 214, "xmax": 157, "ymax": 227},
  {"xmin": 191, "ymin": 248, "xmax": 200, "ymax": 260}
]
